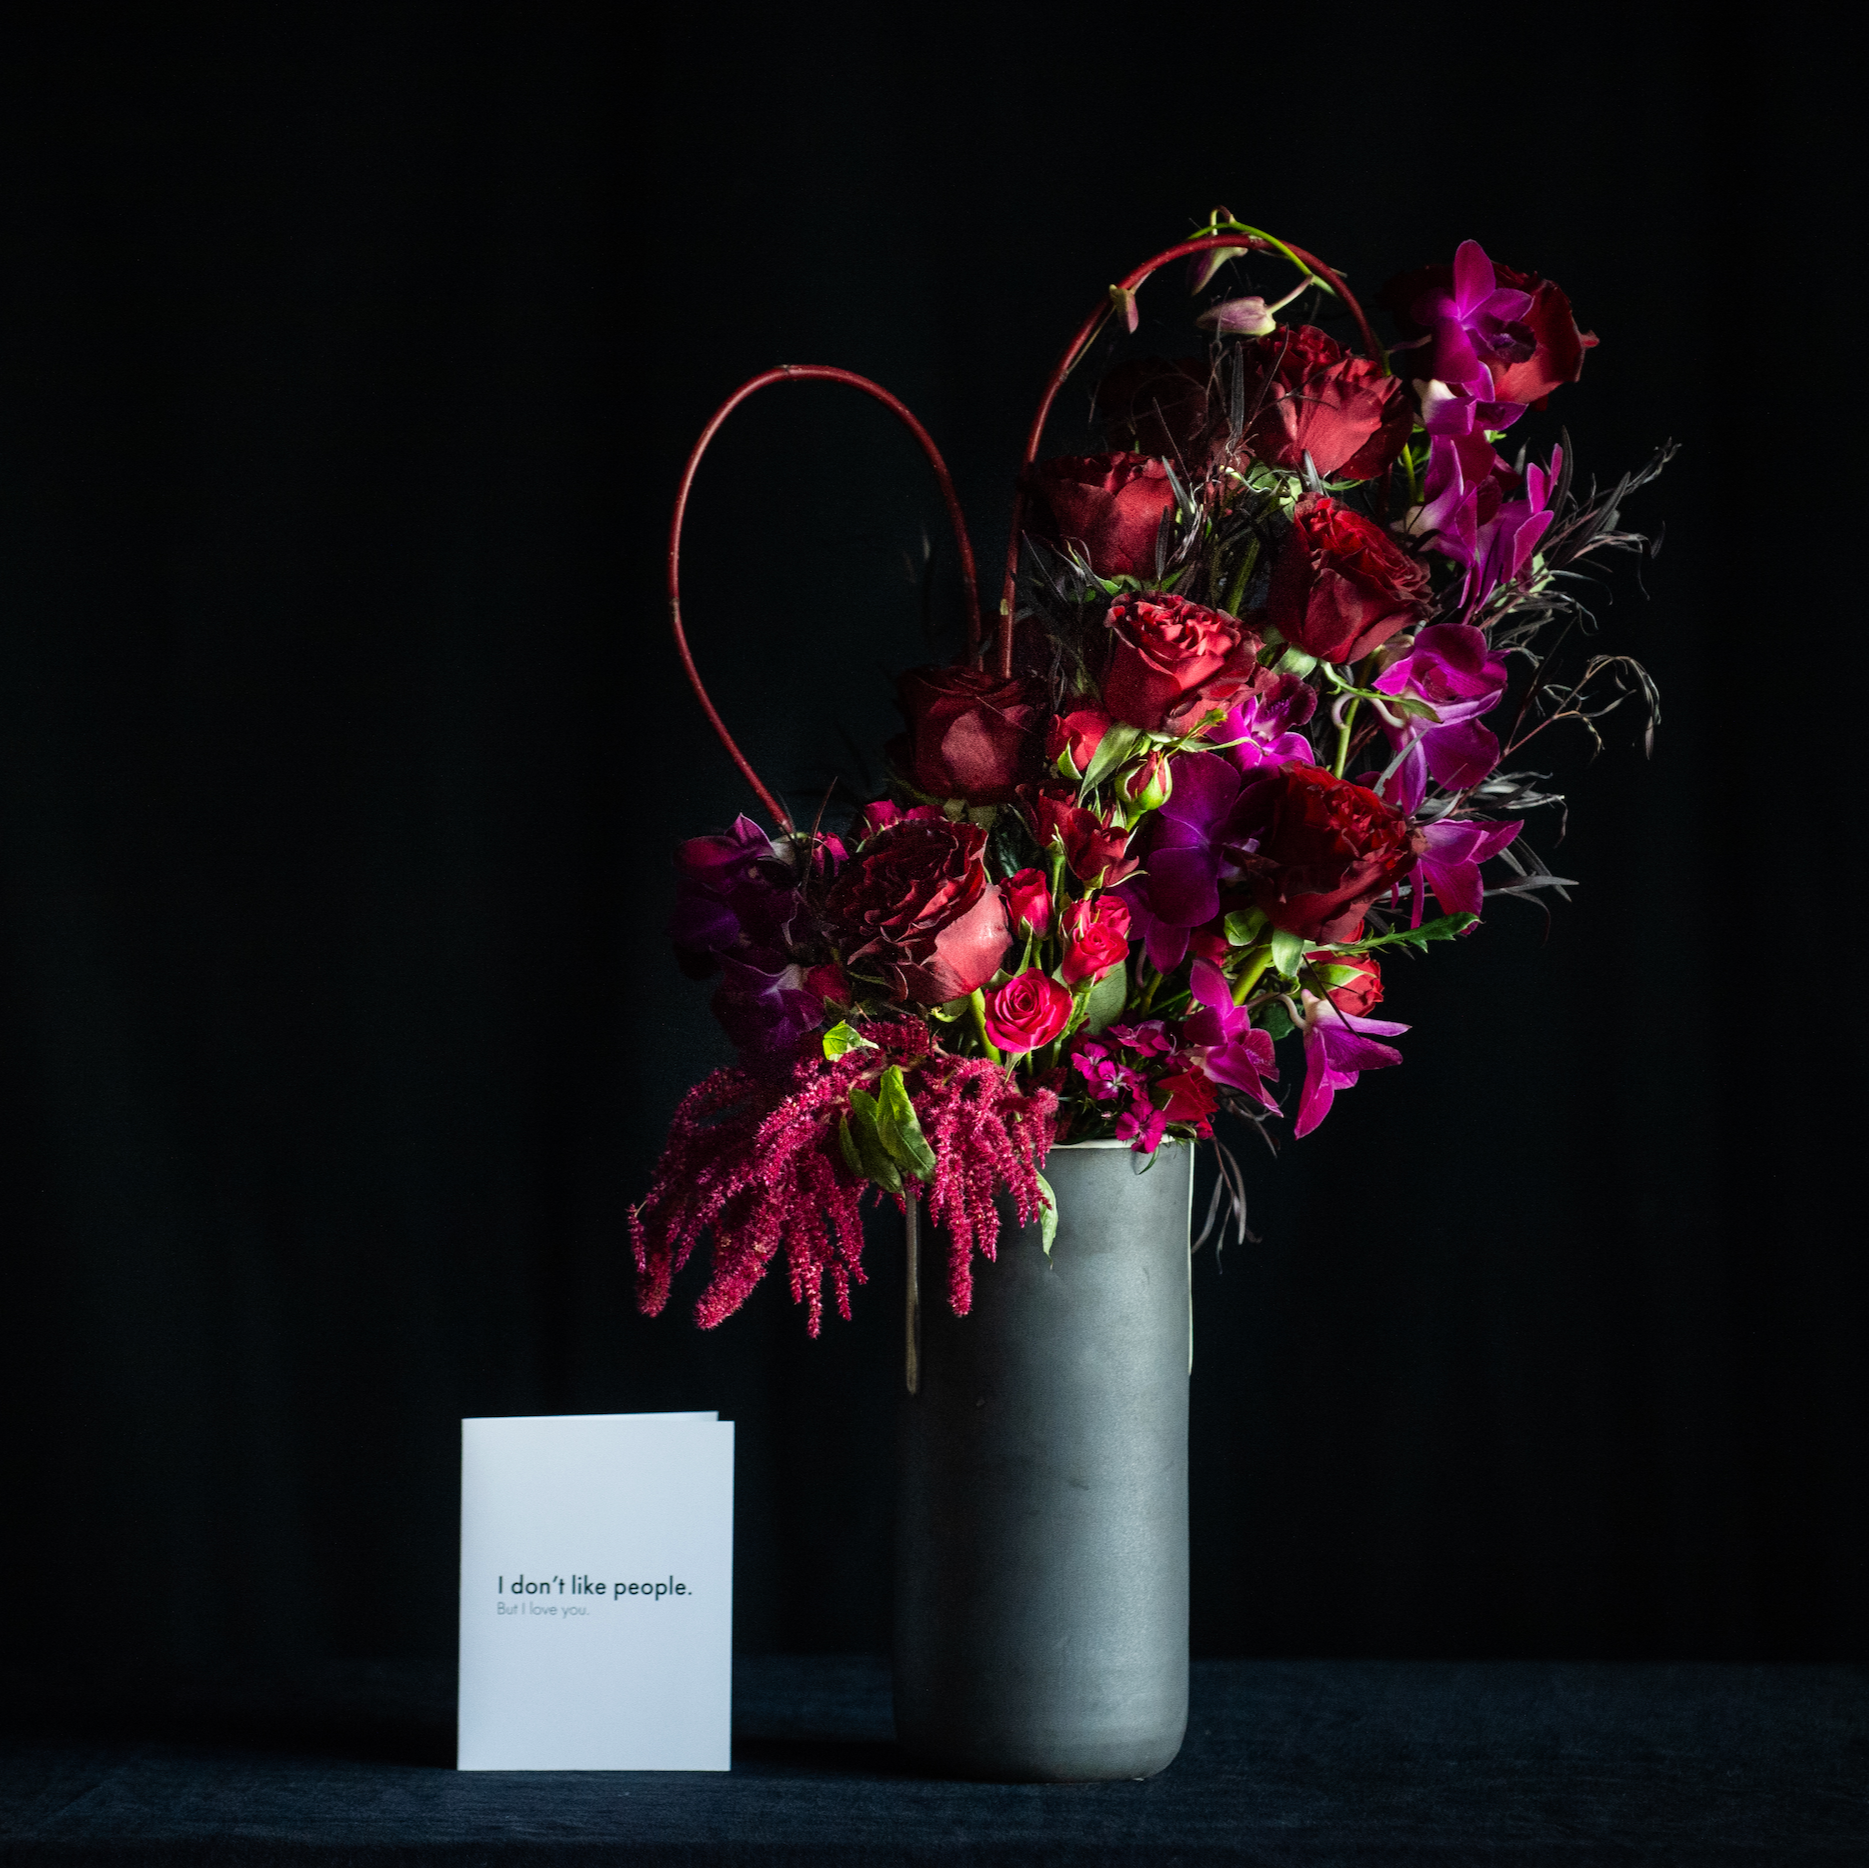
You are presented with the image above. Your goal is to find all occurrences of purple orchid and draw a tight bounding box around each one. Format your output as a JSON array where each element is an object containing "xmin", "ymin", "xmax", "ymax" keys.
[
  {"xmin": 1409, "ymin": 817, "xmax": 1521, "ymax": 923},
  {"xmin": 1115, "ymin": 751, "xmax": 1245, "ymax": 971},
  {"xmin": 1204, "ymin": 677, "xmax": 1317, "ymax": 777},
  {"xmin": 1405, "ymin": 240, "xmax": 1533, "ymax": 437},
  {"xmin": 1181, "ymin": 959, "xmax": 1279, "ymax": 1112},
  {"xmin": 1469, "ymin": 446, "xmax": 1561, "ymax": 607},
  {"xmin": 1295, "ymin": 996, "xmax": 1409, "ymax": 1138},
  {"xmin": 669, "ymin": 815, "xmax": 802, "ymax": 970},
  {"xmin": 1373, "ymin": 623, "xmax": 1510, "ymax": 812}
]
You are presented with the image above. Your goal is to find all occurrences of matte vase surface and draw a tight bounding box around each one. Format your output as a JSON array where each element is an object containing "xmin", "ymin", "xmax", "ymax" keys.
[{"xmin": 894, "ymin": 1140, "xmax": 1191, "ymax": 1781}]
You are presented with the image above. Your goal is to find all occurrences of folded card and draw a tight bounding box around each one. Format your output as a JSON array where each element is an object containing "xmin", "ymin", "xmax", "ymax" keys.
[{"xmin": 457, "ymin": 1412, "xmax": 734, "ymax": 1770}]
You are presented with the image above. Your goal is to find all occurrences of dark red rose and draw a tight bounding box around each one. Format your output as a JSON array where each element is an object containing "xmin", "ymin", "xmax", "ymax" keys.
[
  {"xmin": 1303, "ymin": 947, "xmax": 1383, "ymax": 1016},
  {"xmin": 894, "ymin": 664, "xmax": 1042, "ymax": 805},
  {"xmin": 1025, "ymin": 787, "xmax": 1138, "ymax": 887},
  {"xmin": 1237, "ymin": 325, "xmax": 1411, "ymax": 481},
  {"xmin": 1267, "ymin": 495, "xmax": 1432, "ymax": 665},
  {"xmin": 1003, "ymin": 867, "xmax": 1052, "ymax": 937},
  {"xmin": 1103, "ymin": 593, "xmax": 1258, "ymax": 731},
  {"xmin": 823, "ymin": 817, "xmax": 1010, "ymax": 1004},
  {"xmin": 1094, "ymin": 356, "xmax": 1214, "ymax": 462},
  {"xmin": 1383, "ymin": 261, "xmax": 1597, "ymax": 411},
  {"xmin": 1028, "ymin": 453, "xmax": 1180, "ymax": 578},
  {"xmin": 1045, "ymin": 706, "xmax": 1113, "ymax": 778},
  {"xmin": 1060, "ymin": 895, "xmax": 1131, "ymax": 985},
  {"xmin": 983, "ymin": 969, "xmax": 1073, "ymax": 1056},
  {"xmin": 1230, "ymin": 762, "xmax": 1425, "ymax": 942}
]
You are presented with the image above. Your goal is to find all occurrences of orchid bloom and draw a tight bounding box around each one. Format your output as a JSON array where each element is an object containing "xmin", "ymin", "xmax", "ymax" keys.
[
  {"xmin": 1116, "ymin": 751, "xmax": 1243, "ymax": 970},
  {"xmin": 1409, "ymin": 817, "xmax": 1521, "ymax": 924},
  {"xmin": 1408, "ymin": 240, "xmax": 1533, "ymax": 437},
  {"xmin": 1373, "ymin": 623, "xmax": 1510, "ymax": 812},
  {"xmin": 1469, "ymin": 446, "xmax": 1561, "ymax": 607},
  {"xmin": 1295, "ymin": 994, "xmax": 1409, "ymax": 1138},
  {"xmin": 1181, "ymin": 959, "xmax": 1279, "ymax": 1112}
]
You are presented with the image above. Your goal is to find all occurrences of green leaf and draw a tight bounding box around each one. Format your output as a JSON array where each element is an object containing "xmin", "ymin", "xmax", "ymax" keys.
[
  {"xmin": 1257, "ymin": 1001, "xmax": 1295, "ymax": 1042},
  {"xmin": 1340, "ymin": 912, "xmax": 1478, "ymax": 955},
  {"xmin": 1312, "ymin": 963, "xmax": 1368, "ymax": 991},
  {"xmin": 1384, "ymin": 695, "xmax": 1444, "ymax": 725},
  {"xmin": 1274, "ymin": 646, "xmax": 1318, "ymax": 678},
  {"xmin": 1083, "ymin": 961, "xmax": 1128, "ymax": 1034},
  {"xmin": 876, "ymin": 1065, "xmax": 938, "ymax": 1182},
  {"xmin": 1034, "ymin": 1171, "xmax": 1059, "ymax": 1257},
  {"xmin": 837, "ymin": 1116, "xmax": 864, "ymax": 1179},
  {"xmin": 1268, "ymin": 925, "xmax": 1306, "ymax": 978},
  {"xmin": 1078, "ymin": 722, "xmax": 1147, "ymax": 797},
  {"xmin": 845, "ymin": 1090, "xmax": 902, "ymax": 1194},
  {"xmin": 821, "ymin": 1021, "xmax": 875, "ymax": 1060},
  {"xmin": 1224, "ymin": 907, "xmax": 1268, "ymax": 948}
]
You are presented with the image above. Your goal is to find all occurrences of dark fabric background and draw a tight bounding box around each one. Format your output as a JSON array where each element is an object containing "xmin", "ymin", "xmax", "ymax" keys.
[{"xmin": 0, "ymin": 10, "xmax": 1859, "ymax": 1673}]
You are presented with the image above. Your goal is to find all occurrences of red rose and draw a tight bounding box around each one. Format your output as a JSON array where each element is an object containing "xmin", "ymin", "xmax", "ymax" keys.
[
  {"xmin": 1045, "ymin": 706, "xmax": 1113, "ymax": 779},
  {"xmin": 1230, "ymin": 762, "xmax": 1424, "ymax": 942},
  {"xmin": 1060, "ymin": 895, "xmax": 1132, "ymax": 985},
  {"xmin": 1003, "ymin": 867, "xmax": 1052, "ymax": 937},
  {"xmin": 984, "ymin": 969, "xmax": 1074, "ymax": 1056},
  {"xmin": 1103, "ymin": 593, "xmax": 1257, "ymax": 731},
  {"xmin": 823, "ymin": 817, "xmax": 1010, "ymax": 1004},
  {"xmin": 1094, "ymin": 356, "xmax": 1214, "ymax": 462},
  {"xmin": 1267, "ymin": 495, "xmax": 1431, "ymax": 665},
  {"xmin": 894, "ymin": 664, "xmax": 1042, "ymax": 805},
  {"xmin": 1237, "ymin": 325, "xmax": 1412, "ymax": 481},
  {"xmin": 1026, "ymin": 788, "xmax": 1139, "ymax": 887},
  {"xmin": 1383, "ymin": 261, "xmax": 1596, "ymax": 411},
  {"xmin": 1154, "ymin": 1069, "xmax": 1218, "ymax": 1129},
  {"xmin": 1027, "ymin": 453, "xmax": 1180, "ymax": 578},
  {"xmin": 1303, "ymin": 947, "xmax": 1383, "ymax": 1016}
]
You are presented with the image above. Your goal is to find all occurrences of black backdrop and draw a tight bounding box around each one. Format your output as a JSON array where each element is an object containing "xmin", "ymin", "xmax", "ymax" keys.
[{"xmin": 1, "ymin": 11, "xmax": 1861, "ymax": 1674}]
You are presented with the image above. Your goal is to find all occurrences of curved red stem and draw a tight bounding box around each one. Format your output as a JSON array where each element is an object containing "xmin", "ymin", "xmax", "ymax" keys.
[
  {"xmin": 995, "ymin": 233, "xmax": 1379, "ymax": 674},
  {"xmin": 669, "ymin": 365, "xmax": 982, "ymax": 831}
]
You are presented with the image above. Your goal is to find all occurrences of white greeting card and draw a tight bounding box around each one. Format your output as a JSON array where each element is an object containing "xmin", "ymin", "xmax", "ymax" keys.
[{"xmin": 457, "ymin": 1411, "xmax": 734, "ymax": 1770}]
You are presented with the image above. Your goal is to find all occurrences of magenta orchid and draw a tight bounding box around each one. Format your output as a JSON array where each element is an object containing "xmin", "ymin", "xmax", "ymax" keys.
[
  {"xmin": 1410, "ymin": 817, "xmax": 1522, "ymax": 923},
  {"xmin": 1182, "ymin": 959, "xmax": 1279, "ymax": 1112},
  {"xmin": 1373, "ymin": 623, "xmax": 1511, "ymax": 812},
  {"xmin": 1404, "ymin": 239, "xmax": 1533, "ymax": 437},
  {"xmin": 1295, "ymin": 996, "xmax": 1410, "ymax": 1138}
]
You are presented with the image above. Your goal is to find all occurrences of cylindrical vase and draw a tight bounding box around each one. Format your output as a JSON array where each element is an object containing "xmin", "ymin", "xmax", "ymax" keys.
[{"xmin": 894, "ymin": 1139, "xmax": 1191, "ymax": 1781}]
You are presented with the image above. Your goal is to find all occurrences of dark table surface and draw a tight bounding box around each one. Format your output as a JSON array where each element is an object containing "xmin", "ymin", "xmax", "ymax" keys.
[{"xmin": 1, "ymin": 1656, "xmax": 1863, "ymax": 1864}]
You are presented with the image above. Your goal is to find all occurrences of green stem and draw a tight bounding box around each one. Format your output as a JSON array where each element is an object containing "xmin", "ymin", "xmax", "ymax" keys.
[
  {"xmin": 969, "ymin": 988, "xmax": 1001, "ymax": 1065},
  {"xmin": 1333, "ymin": 697, "xmax": 1359, "ymax": 778},
  {"xmin": 1232, "ymin": 946, "xmax": 1273, "ymax": 1004}
]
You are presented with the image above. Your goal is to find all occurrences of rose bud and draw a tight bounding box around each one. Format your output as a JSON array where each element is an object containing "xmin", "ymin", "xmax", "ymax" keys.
[
  {"xmin": 1229, "ymin": 762, "xmax": 1424, "ymax": 943},
  {"xmin": 1301, "ymin": 948, "xmax": 1383, "ymax": 1017},
  {"xmin": 1060, "ymin": 895, "xmax": 1133, "ymax": 985},
  {"xmin": 1045, "ymin": 706, "xmax": 1113, "ymax": 781},
  {"xmin": 1120, "ymin": 750, "xmax": 1173, "ymax": 815},
  {"xmin": 1267, "ymin": 495, "xmax": 1432, "ymax": 666},
  {"xmin": 1235, "ymin": 325, "xmax": 1412, "ymax": 481},
  {"xmin": 1027, "ymin": 452, "xmax": 1180, "ymax": 578},
  {"xmin": 1026, "ymin": 787, "xmax": 1139, "ymax": 887},
  {"xmin": 823, "ymin": 816, "xmax": 1010, "ymax": 1004},
  {"xmin": 1003, "ymin": 867, "xmax": 1053, "ymax": 938},
  {"xmin": 1103, "ymin": 593, "xmax": 1259, "ymax": 732},
  {"xmin": 983, "ymin": 969, "xmax": 1074, "ymax": 1056},
  {"xmin": 893, "ymin": 664, "xmax": 1043, "ymax": 806}
]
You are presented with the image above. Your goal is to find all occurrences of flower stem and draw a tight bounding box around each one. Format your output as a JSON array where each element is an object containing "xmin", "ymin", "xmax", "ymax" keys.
[
  {"xmin": 969, "ymin": 988, "xmax": 1002, "ymax": 1064},
  {"xmin": 1232, "ymin": 946, "xmax": 1273, "ymax": 1004},
  {"xmin": 1333, "ymin": 697, "xmax": 1360, "ymax": 778}
]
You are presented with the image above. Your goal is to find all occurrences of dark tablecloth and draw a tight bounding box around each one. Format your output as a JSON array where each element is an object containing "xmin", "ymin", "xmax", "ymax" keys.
[{"xmin": 2, "ymin": 1656, "xmax": 1863, "ymax": 1863}]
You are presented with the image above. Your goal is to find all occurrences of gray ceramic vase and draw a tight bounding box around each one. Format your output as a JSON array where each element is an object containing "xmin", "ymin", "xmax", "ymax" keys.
[{"xmin": 894, "ymin": 1139, "xmax": 1192, "ymax": 1781}]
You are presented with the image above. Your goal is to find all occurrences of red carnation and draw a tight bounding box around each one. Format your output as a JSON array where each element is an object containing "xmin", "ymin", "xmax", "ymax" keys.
[
  {"xmin": 823, "ymin": 817, "xmax": 1009, "ymax": 1004},
  {"xmin": 894, "ymin": 664, "xmax": 1042, "ymax": 805},
  {"xmin": 1267, "ymin": 495, "xmax": 1431, "ymax": 666},
  {"xmin": 1027, "ymin": 453, "xmax": 1180, "ymax": 578},
  {"xmin": 1230, "ymin": 762, "xmax": 1424, "ymax": 943},
  {"xmin": 1237, "ymin": 325, "xmax": 1411, "ymax": 481}
]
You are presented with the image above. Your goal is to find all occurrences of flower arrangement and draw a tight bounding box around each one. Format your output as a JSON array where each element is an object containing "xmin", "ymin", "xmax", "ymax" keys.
[{"xmin": 635, "ymin": 215, "xmax": 1667, "ymax": 1336}]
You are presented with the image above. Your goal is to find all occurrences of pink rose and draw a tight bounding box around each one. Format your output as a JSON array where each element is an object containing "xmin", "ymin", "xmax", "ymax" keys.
[
  {"xmin": 1060, "ymin": 896, "xmax": 1132, "ymax": 985},
  {"xmin": 1003, "ymin": 868, "xmax": 1052, "ymax": 937},
  {"xmin": 984, "ymin": 969, "xmax": 1073, "ymax": 1056}
]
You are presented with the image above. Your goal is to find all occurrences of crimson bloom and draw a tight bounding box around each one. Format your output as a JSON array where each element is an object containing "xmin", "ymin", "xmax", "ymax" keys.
[
  {"xmin": 894, "ymin": 664, "xmax": 1042, "ymax": 805},
  {"xmin": 1103, "ymin": 592, "xmax": 1254, "ymax": 731},
  {"xmin": 1027, "ymin": 452, "xmax": 1179, "ymax": 578},
  {"xmin": 1002, "ymin": 867, "xmax": 1052, "ymax": 937},
  {"xmin": 1237, "ymin": 324, "xmax": 1411, "ymax": 480},
  {"xmin": 823, "ymin": 816, "xmax": 1009, "ymax": 1004},
  {"xmin": 1268, "ymin": 496, "xmax": 1430, "ymax": 666},
  {"xmin": 1060, "ymin": 895, "xmax": 1131, "ymax": 985},
  {"xmin": 1026, "ymin": 787, "xmax": 1138, "ymax": 886},
  {"xmin": 984, "ymin": 970, "xmax": 1073, "ymax": 1056},
  {"xmin": 1230, "ymin": 762, "xmax": 1423, "ymax": 943}
]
